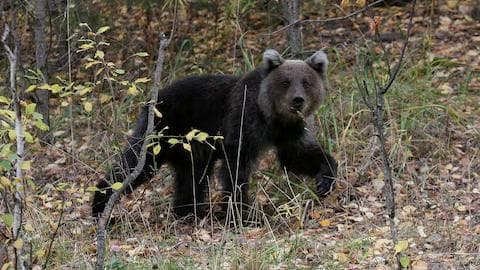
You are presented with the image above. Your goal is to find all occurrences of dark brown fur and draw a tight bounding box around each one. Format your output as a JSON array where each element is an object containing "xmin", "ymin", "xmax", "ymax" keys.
[{"xmin": 92, "ymin": 49, "xmax": 337, "ymax": 219}]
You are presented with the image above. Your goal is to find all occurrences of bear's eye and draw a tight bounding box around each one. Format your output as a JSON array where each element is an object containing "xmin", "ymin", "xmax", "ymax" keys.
[
  {"xmin": 302, "ymin": 81, "xmax": 310, "ymax": 88},
  {"xmin": 281, "ymin": 80, "xmax": 290, "ymax": 88}
]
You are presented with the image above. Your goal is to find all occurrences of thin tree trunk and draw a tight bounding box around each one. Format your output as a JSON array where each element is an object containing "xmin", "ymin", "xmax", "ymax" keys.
[
  {"xmin": 95, "ymin": 34, "xmax": 170, "ymax": 270},
  {"xmin": 281, "ymin": 0, "xmax": 302, "ymax": 57},
  {"xmin": 2, "ymin": 21, "xmax": 26, "ymax": 270},
  {"xmin": 34, "ymin": 0, "xmax": 50, "ymax": 137}
]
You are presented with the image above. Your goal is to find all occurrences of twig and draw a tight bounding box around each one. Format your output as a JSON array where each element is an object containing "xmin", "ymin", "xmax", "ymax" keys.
[
  {"xmin": 381, "ymin": 0, "xmax": 416, "ymax": 94},
  {"xmin": 356, "ymin": 1, "xmax": 417, "ymax": 268},
  {"xmin": 267, "ymin": 0, "xmax": 385, "ymax": 35},
  {"xmin": 94, "ymin": 33, "xmax": 170, "ymax": 270},
  {"xmin": 42, "ymin": 195, "xmax": 65, "ymax": 269}
]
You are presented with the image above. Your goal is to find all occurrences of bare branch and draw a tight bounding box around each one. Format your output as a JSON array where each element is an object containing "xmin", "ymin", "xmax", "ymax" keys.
[
  {"xmin": 94, "ymin": 33, "xmax": 170, "ymax": 270},
  {"xmin": 42, "ymin": 195, "xmax": 65, "ymax": 269},
  {"xmin": 381, "ymin": 0, "xmax": 416, "ymax": 94},
  {"xmin": 267, "ymin": 0, "xmax": 385, "ymax": 36}
]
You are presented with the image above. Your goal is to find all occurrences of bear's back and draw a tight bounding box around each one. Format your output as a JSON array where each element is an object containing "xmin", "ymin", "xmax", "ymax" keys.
[{"xmin": 156, "ymin": 74, "xmax": 239, "ymax": 135}]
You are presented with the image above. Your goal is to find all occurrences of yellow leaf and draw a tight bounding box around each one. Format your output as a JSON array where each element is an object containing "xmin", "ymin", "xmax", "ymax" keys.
[
  {"xmin": 340, "ymin": 0, "xmax": 350, "ymax": 9},
  {"xmin": 100, "ymin": 94, "xmax": 112, "ymax": 104},
  {"xmin": 186, "ymin": 129, "xmax": 199, "ymax": 141},
  {"xmin": 8, "ymin": 129, "xmax": 16, "ymax": 141},
  {"xmin": 86, "ymin": 186, "xmax": 100, "ymax": 192},
  {"xmin": 96, "ymin": 26, "xmax": 110, "ymax": 35},
  {"xmin": 319, "ymin": 219, "xmax": 331, "ymax": 227},
  {"xmin": 395, "ymin": 240, "xmax": 409, "ymax": 254},
  {"xmin": 38, "ymin": 83, "xmax": 52, "ymax": 90},
  {"xmin": 1, "ymin": 262, "xmax": 12, "ymax": 270},
  {"xmin": 35, "ymin": 249, "xmax": 46, "ymax": 258},
  {"xmin": 61, "ymin": 101, "xmax": 69, "ymax": 107},
  {"xmin": 356, "ymin": 0, "xmax": 366, "ymax": 7},
  {"xmin": 24, "ymin": 223, "xmax": 34, "ymax": 232},
  {"xmin": 335, "ymin": 252, "xmax": 348, "ymax": 263},
  {"xmin": 127, "ymin": 84, "xmax": 139, "ymax": 96},
  {"xmin": 0, "ymin": 176, "xmax": 11, "ymax": 188},
  {"xmin": 26, "ymin": 85, "xmax": 37, "ymax": 93},
  {"xmin": 153, "ymin": 107, "xmax": 162, "ymax": 118},
  {"xmin": 20, "ymin": 160, "xmax": 31, "ymax": 170},
  {"xmin": 95, "ymin": 50, "xmax": 105, "ymax": 59},
  {"xmin": 111, "ymin": 182, "xmax": 123, "ymax": 190},
  {"xmin": 168, "ymin": 138, "xmax": 180, "ymax": 145},
  {"xmin": 133, "ymin": 52, "xmax": 149, "ymax": 57},
  {"xmin": 13, "ymin": 239, "xmax": 24, "ymax": 249},
  {"xmin": 134, "ymin": 77, "xmax": 150, "ymax": 84},
  {"xmin": 153, "ymin": 144, "xmax": 161, "ymax": 155},
  {"xmin": 0, "ymin": 96, "xmax": 9, "ymax": 104},
  {"xmin": 83, "ymin": 101, "xmax": 93, "ymax": 112},
  {"xmin": 78, "ymin": 86, "xmax": 93, "ymax": 96},
  {"xmin": 183, "ymin": 143, "xmax": 191, "ymax": 152},
  {"xmin": 195, "ymin": 132, "xmax": 209, "ymax": 142}
]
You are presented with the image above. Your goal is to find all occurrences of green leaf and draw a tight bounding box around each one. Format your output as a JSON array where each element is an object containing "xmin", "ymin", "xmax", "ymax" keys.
[
  {"xmin": 399, "ymin": 256, "xmax": 410, "ymax": 268},
  {"xmin": 1, "ymin": 214, "xmax": 13, "ymax": 228},
  {"xmin": 111, "ymin": 182, "xmax": 123, "ymax": 190},
  {"xmin": 395, "ymin": 240, "xmax": 409, "ymax": 254},
  {"xmin": 127, "ymin": 84, "xmax": 140, "ymax": 96},
  {"xmin": 34, "ymin": 120, "xmax": 49, "ymax": 131},
  {"xmin": 78, "ymin": 86, "xmax": 93, "ymax": 96},
  {"xmin": 0, "ymin": 160, "xmax": 12, "ymax": 171},
  {"xmin": 153, "ymin": 144, "xmax": 161, "ymax": 155},
  {"xmin": 26, "ymin": 85, "xmax": 37, "ymax": 93},
  {"xmin": 26, "ymin": 103, "xmax": 36, "ymax": 115},
  {"xmin": 24, "ymin": 131, "xmax": 34, "ymax": 143},
  {"xmin": 114, "ymin": 69, "xmax": 125, "ymax": 75},
  {"xmin": 96, "ymin": 26, "xmax": 110, "ymax": 35}
]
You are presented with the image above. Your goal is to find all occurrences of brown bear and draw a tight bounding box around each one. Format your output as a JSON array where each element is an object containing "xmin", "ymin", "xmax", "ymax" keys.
[{"xmin": 92, "ymin": 49, "xmax": 337, "ymax": 219}]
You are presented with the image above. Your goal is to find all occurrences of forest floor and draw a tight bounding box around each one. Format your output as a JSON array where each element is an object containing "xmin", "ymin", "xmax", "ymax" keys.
[{"xmin": 8, "ymin": 0, "xmax": 480, "ymax": 269}]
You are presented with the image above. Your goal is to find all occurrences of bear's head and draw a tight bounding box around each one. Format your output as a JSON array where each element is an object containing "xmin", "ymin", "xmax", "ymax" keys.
[{"xmin": 258, "ymin": 49, "xmax": 328, "ymax": 125}]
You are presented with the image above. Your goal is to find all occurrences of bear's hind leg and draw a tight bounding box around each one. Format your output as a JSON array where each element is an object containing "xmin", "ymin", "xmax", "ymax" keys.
[{"xmin": 171, "ymin": 153, "xmax": 213, "ymax": 218}]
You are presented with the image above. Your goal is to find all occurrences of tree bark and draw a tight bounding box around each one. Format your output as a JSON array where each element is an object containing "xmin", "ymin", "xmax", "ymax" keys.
[
  {"xmin": 34, "ymin": 0, "xmax": 50, "ymax": 137},
  {"xmin": 281, "ymin": 0, "xmax": 302, "ymax": 57}
]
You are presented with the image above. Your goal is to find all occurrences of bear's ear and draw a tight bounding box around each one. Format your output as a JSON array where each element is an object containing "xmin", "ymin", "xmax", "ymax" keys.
[
  {"xmin": 263, "ymin": 49, "xmax": 285, "ymax": 71},
  {"xmin": 305, "ymin": 51, "xmax": 328, "ymax": 77}
]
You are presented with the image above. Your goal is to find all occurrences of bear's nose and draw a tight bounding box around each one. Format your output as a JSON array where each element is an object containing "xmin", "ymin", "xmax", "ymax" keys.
[{"xmin": 291, "ymin": 96, "xmax": 305, "ymax": 110}]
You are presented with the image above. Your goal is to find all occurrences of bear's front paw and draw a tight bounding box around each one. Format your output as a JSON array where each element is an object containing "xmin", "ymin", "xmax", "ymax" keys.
[{"xmin": 315, "ymin": 174, "xmax": 336, "ymax": 197}]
